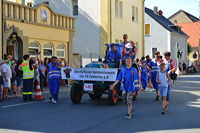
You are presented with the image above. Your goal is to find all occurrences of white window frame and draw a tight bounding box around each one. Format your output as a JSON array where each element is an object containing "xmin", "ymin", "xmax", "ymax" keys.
[
  {"xmin": 44, "ymin": 43, "xmax": 53, "ymax": 58},
  {"xmin": 57, "ymin": 44, "xmax": 65, "ymax": 58},
  {"xmin": 29, "ymin": 42, "xmax": 40, "ymax": 58}
]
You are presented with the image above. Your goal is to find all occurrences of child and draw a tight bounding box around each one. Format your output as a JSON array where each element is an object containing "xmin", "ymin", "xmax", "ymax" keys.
[
  {"xmin": 111, "ymin": 57, "xmax": 142, "ymax": 119},
  {"xmin": 156, "ymin": 62, "xmax": 171, "ymax": 114},
  {"xmin": 141, "ymin": 61, "xmax": 149, "ymax": 91}
]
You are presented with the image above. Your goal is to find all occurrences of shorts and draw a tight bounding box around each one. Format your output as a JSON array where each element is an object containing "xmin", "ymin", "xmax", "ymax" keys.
[
  {"xmin": 126, "ymin": 92, "xmax": 133, "ymax": 105},
  {"xmin": 159, "ymin": 86, "xmax": 168, "ymax": 97},
  {"xmin": 3, "ymin": 78, "xmax": 11, "ymax": 88},
  {"xmin": 16, "ymin": 78, "xmax": 23, "ymax": 87}
]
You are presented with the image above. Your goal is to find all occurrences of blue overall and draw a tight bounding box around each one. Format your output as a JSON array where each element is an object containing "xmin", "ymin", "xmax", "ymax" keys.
[
  {"xmin": 165, "ymin": 60, "xmax": 172, "ymax": 102},
  {"xmin": 141, "ymin": 67, "xmax": 149, "ymax": 88},
  {"xmin": 106, "ymin": 50, "xmax": 121, "ymax": 62},
  {"xmin": 117, "ymin": 67, "xmax": 138, "ymax": 93},
  {"xmin": 48, "ymin": 63, "xmax": 61, "ymax": 101},
  {"xmin": 134, "ymin": 68, "xmax": 140, "ymax": 92},
  {"xmin": 146, "ymin": 60, "xmax": 152, "ymax": 80},
  {"xmin": 151, "ymin": 60, "xmax": 159, "ymax": 90}
]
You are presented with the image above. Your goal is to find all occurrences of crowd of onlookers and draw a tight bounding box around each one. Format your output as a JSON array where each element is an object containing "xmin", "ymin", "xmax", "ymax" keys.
[{"xmin": 0, "ymin": 54, "xmax": 69, "ymax": 102}]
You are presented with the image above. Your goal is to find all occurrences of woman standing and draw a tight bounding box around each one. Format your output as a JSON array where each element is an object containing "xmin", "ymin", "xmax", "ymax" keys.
[
  {"xmin": 39, "ymin": 60, "xmax": 46, "ymax": 91},
  {"xmin": 15, "ymin": 59, "xmax": 23, "ymax": 97}
]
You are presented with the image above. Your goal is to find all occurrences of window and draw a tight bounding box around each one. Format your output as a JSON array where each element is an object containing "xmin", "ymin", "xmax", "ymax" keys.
[
  {"xmin": 132, "ymin": 6, "xmax": 135, "ymax": 22},
  {"xmin": 72, "ymin": 0, "xmax": 78, "ymax": 16},
  {"xmin": 152, "ymin": 48, "xmax": 157, "ymax": 58},
  {"xmin": 57, "ymin": 44, "xmax": 65, "ymax": 58},
  {"xmin": 145, "ymin": 24, "xmax": 151, "ymax": 35},
  {"xmin": 115, "ymin": 0, "xmax": 119, "ymax": 17},
  {"xmin": 29, "ymin": 42, "xmax": 40, "ymax": 58},
  {"xmin": 119, "ymin": 1, "xmax": 123, "ymax": 18},
  {"xmin": 44, "ymin": 43, "xmax": 53, "ymax": 58}
]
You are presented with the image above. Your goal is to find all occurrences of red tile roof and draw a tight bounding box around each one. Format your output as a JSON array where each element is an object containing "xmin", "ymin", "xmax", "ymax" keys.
[{"xmin": 177, "ymin": 22, "xmax": 200, "ymax": 47}]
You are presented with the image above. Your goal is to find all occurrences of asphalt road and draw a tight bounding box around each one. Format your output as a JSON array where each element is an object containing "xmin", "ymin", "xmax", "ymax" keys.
[{"xmin": 0, "ymin": 74, "xmax": 200, "ymax": 133}]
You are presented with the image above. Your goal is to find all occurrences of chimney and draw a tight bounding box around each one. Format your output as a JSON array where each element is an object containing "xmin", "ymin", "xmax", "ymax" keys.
[
  {"xmin": 154, "ymin": 6, "xmax": 158, "ymax": 14},
  {"xmin": 27, "ymin": 2, "xmax": 33, "ymax": 7},
  {"xmin": 43, "ymin": 1, "xmax": 49, "ymax": 5},
  {"xmin": 158, "ymin": 10, "xmax": 163, "ymax": 16}
]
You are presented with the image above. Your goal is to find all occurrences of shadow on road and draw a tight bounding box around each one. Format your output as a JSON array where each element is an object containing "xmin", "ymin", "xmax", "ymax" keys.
[{"xmin": 0, "ymin": 74, "xmax": 200, "ymax": 133}]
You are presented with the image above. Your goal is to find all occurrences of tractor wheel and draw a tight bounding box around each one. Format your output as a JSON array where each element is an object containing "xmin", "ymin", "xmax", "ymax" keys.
[
  {"xmin": 70, "ymin": 84, "xmax": 82, "ymax": 104},
  {"xmin": 108, "ymin": 89, "xmax": 119, "ymax": 105}
]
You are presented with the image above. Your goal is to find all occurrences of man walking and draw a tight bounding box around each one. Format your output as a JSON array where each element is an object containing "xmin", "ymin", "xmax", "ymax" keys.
[
  {"xmin": 164, "ymin": 52, "xmax": 177, "ymax": 104},
  {"xmin": 150, "ymin": 52, "xmax": 160, "ymax": 101},
  {"xmin": 48, "ymin": 56, "xmax": 61, "ymax": 104}
]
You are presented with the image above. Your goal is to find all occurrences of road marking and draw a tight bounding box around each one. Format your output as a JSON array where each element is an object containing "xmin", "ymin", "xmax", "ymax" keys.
[{"xmin": 1, "ymin": 100, "xmax": 50, "ymax": 109}]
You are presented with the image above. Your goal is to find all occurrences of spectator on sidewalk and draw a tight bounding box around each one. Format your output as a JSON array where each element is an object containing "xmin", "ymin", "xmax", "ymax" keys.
[
  {"xmin": 2, "ymin": 60, "xmax": 12, "ymax": 99},
  {"xmin": 11, "ymin": 61, "xmax": 17, "ymax": 96},
  {"xmin": 15, "ymin": 59, "xmax": 23, "ymax": 97},
  {"xmin": 0, "ymin": 62, "xmax": 3, "ymax": 101},
  {"xmin": 39, "ymin": 60, "xmax": 46, "ymax": 91}
]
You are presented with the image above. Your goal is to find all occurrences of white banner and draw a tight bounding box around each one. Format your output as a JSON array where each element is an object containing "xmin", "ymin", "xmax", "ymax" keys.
[{"xmin": 61, "ymin": 67, "xmax": 118, "ymax": 81}]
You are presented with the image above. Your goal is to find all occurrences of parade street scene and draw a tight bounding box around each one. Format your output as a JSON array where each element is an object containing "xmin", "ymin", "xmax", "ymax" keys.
[{"xmin": 0, "ymin": 0, "xmax": 200, "ymax": 133}]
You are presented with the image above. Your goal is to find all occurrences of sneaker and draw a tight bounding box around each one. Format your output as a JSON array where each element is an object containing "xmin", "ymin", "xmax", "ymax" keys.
[
  {"xmin": 52, "ymin": 100, "xmax": 57, "ymax": 104},
  {"xmin": 156, "ymin": 96, "xmax": 159, "ymax": 101},
  {"xmin": 161, "ymin": 108, "xmax": 166, "ymax": 115},
  {"xmin": 125, "ymin": 114, "xmax": 132, "ymax": 119},
  {"xmin": 166, "ymin": 101, "xmax": 170, "ymax": 104},
  {"xmin": 49, "ymin": 97, "xmax": 53, "ymax": 101}
]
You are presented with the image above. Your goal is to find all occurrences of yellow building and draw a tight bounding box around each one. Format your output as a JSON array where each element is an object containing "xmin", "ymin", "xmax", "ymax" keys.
[
  {"xmin": 1, "ymin": 0, "xmax": 74, "ymax": 65},
  {"xmin": 100, "ymin": 0, "xmax": 145, "ymax": 57}
]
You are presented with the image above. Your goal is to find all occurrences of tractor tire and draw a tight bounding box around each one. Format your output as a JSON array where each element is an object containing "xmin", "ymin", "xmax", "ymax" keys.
[
  {"xmin": 70, "ymin": 84, "xmax": 82, "ymax": 104},
  {"xmin": 108, "ymin": 89, "xmax": 119, "ymax": 105}
]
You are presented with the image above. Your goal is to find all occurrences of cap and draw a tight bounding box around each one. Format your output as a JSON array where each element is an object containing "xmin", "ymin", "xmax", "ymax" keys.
[
  {"xmin": 110, "ymin": 43, "xmax": 115, "ymax": 47},
  {"xmin": 141, "ymin": 61, "xmax": 147, "ymax": 64},
  {"xmin": 125, "ymin": 43, "xmax": 133, "ymax": 49}
]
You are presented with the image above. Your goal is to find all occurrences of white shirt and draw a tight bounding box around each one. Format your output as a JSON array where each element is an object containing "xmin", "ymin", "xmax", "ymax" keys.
[
  {"xmin": 158, "ymin": 71, "xmax": 168, "ymax": 87},
  {"xmin": 2, "ymin": 64, "xmax": 12, "ymax": 79}
]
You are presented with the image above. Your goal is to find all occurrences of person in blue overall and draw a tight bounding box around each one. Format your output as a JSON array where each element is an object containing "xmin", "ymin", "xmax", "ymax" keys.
[
  {"xmin": 111, "ymin": 57, "xmax": 142, "ymax": 119},
  {"xmin": 48, "ymin": 56, "xmax": 61, "ymax": 104},
  {"xmin": 150, "ymin": 52, "xmax": 160, "ymax": 101},
  {"xmin": 146, "ymin": 55, "xmax": 153, "ymax": 88},
  {"xmin": 106, "ymin": 44, "xmax": 121, "ymax": 68},
  {"xmin": 140, "ymin": 61, "xmax": 149, "ymax": 91},
  {"xmin": 164, "ymin": 52, "xmax": 177, "ymax": 104}
]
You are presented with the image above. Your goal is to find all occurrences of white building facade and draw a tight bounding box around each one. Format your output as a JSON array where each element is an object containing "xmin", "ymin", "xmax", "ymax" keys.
[{"xmin": 145, "ymin": 8, "xmax": 188, "ymax": 64}]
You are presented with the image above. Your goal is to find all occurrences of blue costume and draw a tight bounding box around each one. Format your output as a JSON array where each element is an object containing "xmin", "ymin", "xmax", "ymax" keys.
[
  {"xmin": 151, "ymin": 59, "xmax": 159, "ymax": 90},
  {"xmin": 117, "ymin": 67, "xmax": 138, "ymax": 93},
  {"xmin": 106, "ymin": 50, "xmax": 121, "ymax": 62},
  {"xmin": 48, "ymin": 62, "xmax": 61, "ymax": 101},
  {"xmin": 146, "ymin": 60, "xmax": 152, "ymax": 80},
  {"xmin": 141, "ymin": 67, "xmax": 149, "ymax": 88}
]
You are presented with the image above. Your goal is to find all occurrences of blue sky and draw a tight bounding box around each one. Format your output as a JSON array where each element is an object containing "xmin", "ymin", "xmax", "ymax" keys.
[{"xmin": 145, "ymin": 0, "xmax": 199, "ymax": 18}]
